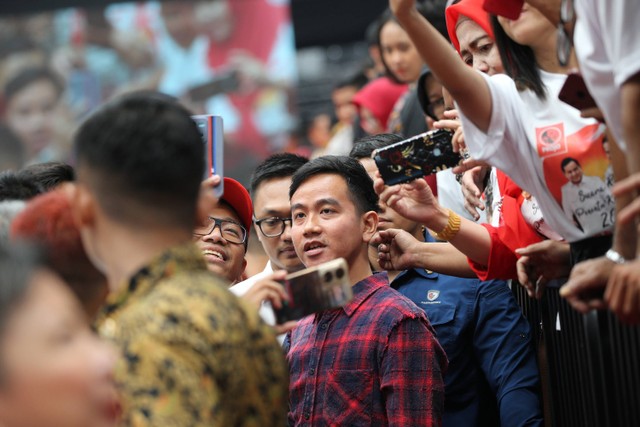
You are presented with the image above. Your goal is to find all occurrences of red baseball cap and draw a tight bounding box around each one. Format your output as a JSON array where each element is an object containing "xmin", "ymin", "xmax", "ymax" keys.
[
  {"xmin": 483, "ymin": 0, "xmax": 523, "ymax": 20},
  {"xmin": 220, "ymin": 177, "xmax": 253, "ymax": 233}
]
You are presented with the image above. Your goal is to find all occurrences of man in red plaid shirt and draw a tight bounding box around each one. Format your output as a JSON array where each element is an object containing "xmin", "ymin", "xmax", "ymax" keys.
[{"xmin": 285, "ymin": 156, "xmax": 448, "ymax": 426}]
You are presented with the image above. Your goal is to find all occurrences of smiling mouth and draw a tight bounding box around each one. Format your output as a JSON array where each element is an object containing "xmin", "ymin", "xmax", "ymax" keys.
[{"xmin": 202, "ymin": 249, "xmax": 225, "ymax": 262}]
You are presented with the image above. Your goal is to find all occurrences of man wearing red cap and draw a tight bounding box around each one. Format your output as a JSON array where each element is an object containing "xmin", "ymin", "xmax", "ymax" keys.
[{"xmin": 194, "ymin": 176, "xmax": 254, "ymax": 284}]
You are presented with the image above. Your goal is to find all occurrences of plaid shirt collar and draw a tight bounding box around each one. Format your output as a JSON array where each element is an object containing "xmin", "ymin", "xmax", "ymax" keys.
[{"xmin": 340, "ymin": 271, "xmax": 389, "ymax": 317}]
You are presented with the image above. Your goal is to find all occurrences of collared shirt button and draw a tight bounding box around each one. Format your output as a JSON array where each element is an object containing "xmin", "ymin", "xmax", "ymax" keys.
[
  {"xmin": 320, "ymin": 323, "xmax": 328, "ymax": 330},
  {"xmin": 310, "ymin": 367, "xmax": 315, "ymax": 375},
  {"xmin": 304, "ymin": 412, "xmax": 310, "ymax": 420}
]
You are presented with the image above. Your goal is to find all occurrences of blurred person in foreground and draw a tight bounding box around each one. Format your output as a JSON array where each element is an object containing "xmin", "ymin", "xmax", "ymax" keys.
[
  {"xmin": 285, "ymin": 155, "xmax": 447, "ymax": 426},
  {"xmin": 11, "ymin": 189, "xmax": 108, "ymax": 320},
  {"xmin": 68, "ymin": 91, "xmax": 288, "ymax": 426},
  {"xmin": 0, "ymin": 242, "xmax": 120, "ymax": 427}
]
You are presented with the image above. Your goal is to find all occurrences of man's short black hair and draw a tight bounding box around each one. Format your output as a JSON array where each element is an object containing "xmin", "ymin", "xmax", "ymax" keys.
[
  {"xmin": 0, "ymin": 171, "xmax": 41, "ymax": 202},
  {"xmin": 349, "ymin": 133, "xmax": 404, "ymax": 159},
  {"xmin": 333, "ymin": 72, "xmax": 369, "ymax": 92},
  {"xmin": 18, "ymin": 162, "xmax": 74, "ymax": 191},
  {"xmin": 289, "ymin": 156, "xmax": 380, "ymax": 214},
  {"xmin": 250, "ymin": 153, "xmax": 309, "ymax": 197},
  {"xmin": 561, "ymin": 157, "xmax": 581, "ymax": 172},
  {"xmin": 73, "ymin": 91, "xmax": 204, "ymax": 228}
]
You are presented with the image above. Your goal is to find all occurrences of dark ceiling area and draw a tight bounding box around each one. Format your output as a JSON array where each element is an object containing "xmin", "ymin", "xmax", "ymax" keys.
[{"xmin": 0, "ymin": 0, "xmax": 389, "ymax": 48}]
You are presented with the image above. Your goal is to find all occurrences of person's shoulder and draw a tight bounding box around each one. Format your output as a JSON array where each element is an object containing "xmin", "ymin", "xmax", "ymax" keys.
[{"xmin": 365, "ymin": 284, "xmax": 427, "ymax": 320}]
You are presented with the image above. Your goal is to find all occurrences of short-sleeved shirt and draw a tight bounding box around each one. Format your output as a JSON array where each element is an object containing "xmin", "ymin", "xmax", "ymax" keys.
[
  {"xmin": 284, "ymin": 272, "xmax": 448, "ymax": 427},
  {"xmin": 96, "ymin": 243, "xmax": 288, "ymax": 427}
]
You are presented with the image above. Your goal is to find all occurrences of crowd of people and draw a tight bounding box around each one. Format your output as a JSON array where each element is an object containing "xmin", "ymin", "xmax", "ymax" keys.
[{"xmin": 0, "ymin": 0, "xmax": 638, "ymax": 425}]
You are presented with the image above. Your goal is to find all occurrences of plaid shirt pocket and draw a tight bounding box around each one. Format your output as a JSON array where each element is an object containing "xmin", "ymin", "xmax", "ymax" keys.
[{"xmin": 323, "ymin": 369, "xmax": 374, "ymax": 426}]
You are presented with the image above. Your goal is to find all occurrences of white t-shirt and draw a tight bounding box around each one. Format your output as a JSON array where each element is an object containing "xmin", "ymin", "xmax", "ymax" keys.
[
  {"xmin": 459, "ymin": 71, "xmax": 610, "ymax": 242},
  {"xmin": 561, "ymin": 175, "xmax": 615, "ymax": 236},
  {"xmin": 574, "ymin": 0, "xmax": 640, "ymax": 153}
]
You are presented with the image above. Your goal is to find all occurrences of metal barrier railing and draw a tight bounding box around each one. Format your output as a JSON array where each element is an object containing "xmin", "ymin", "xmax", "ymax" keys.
[{"xmin": 512, "ymin": 284, "xmax": 640, "ymax": 427}]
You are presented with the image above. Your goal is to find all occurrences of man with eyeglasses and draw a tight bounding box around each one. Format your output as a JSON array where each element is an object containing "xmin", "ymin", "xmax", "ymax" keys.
[
  {"xmin": 230, "ymin": 153, "xmax": 309, "ymax": 331},
  {"xmin": 194, "ymin": 177, "xmax": 253, "ymax": 284}
]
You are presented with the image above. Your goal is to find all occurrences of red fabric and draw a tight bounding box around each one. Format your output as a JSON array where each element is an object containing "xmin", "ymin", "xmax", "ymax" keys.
[
  {"xmin": 483, "ymin": 0, "xmax": 523, "ymax": 20},
  {"xmin": 206, "ymin": 0, "xmax": 288, "ymax": 157},
  {"xmin": 468, "ymin": 173, "xmax": 544, "ymax": 280},
  {"xmin": 221, "ymin": 177, "xmax": 253, "ymax": 232},
  {"xmin": 285, "ymin": 273, "xmax": 447, "ymax": 426},
  {"xmin": 445, "ymin": 0, "xmax": 495, "ymax": 54},
  {"xmin": 352, "ymin": 77, "xmax": 408, "ymax": 130}
]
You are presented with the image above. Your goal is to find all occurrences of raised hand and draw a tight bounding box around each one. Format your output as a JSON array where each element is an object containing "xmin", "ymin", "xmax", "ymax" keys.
[
  {"xmin": 515, "ymin": 240, "xmax": 571, "ymax": 299},
  {"xmin": 371, "ymin": 228, "xmax": 422, "ymax": 271}
]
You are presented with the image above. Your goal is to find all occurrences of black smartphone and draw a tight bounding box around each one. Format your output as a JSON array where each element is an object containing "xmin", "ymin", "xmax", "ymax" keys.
[
  {"xmin": 558, "ymin": 72, "xmax": 597, "ymax": 112},
  {"xmin": 192, "ymin": 114, "xmax": 224, "ymax": 198},
  {"xmin": 274, "ymin": 258, "xmax": 352, "ymax": 324},
  {"xmin": 372, "ymin": 129, "xmax": 461, "ymax": 186}
]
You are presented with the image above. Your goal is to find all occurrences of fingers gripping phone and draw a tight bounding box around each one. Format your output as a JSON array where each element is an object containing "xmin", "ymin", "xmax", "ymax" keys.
[
  {"xmin": 274, "ymin": 258, "xmax": 353, "ymax": 324},
  {"xmin": 192, "ymin": 115, "xmax": 224, "ymax": 198},
  {"xmin": 372, "ymin": 129, "xmax": 461, "ymax": 186}
]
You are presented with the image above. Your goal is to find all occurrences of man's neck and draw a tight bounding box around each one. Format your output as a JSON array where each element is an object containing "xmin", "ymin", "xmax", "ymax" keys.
[{"xmin": 99, "ymin": 225, "xmax": 192, "ymax": 294}]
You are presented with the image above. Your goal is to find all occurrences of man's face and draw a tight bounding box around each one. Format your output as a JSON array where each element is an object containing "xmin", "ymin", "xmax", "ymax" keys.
[
  {"xmin": 252, "ymin": 176, "xmax": 303, "ymax": 272},
  {"xmin": 290, "ymin": 174, "xmax": 370, "ymax": 270},
  {"xmin": 563, "ymin": 161, "xmax": 583, "ymax": 185},
  {"xmin": 193, "ymin": 203, "xmax": 247, "ymax": 283},
  {"xmin": 332, "ymin": 86, "xmax": 358, "ymax": 125},
  {"xmin": 359, "ymin": 158, "xmax": 421, "ymax": 235}
]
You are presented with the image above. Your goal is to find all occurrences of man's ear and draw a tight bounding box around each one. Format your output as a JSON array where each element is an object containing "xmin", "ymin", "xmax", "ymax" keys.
[
  {"xmin": 362, "ymin": 211, "xmax": 379, "ymax": 244},
  {"xmin": 67, "ymin": 183, "xmax": 96, "ymax": 229}
]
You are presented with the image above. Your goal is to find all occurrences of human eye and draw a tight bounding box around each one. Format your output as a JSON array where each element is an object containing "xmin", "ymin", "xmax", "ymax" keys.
[
  {"xmin": 263, "ymin": 217, "xmax": 281, "ymax": 227},
  {"xmin": 320, "ymin": 207, "xmax": 335, "ymax": 215},
  {"xmin": 293, "ymin": 211, "xmax": 306, "ymax": 222},
  {"xmin": 478, "ymin": 42, "xmax": 493, "ymax": 53},
  {"xmin": 462, "ymin": 54, "xmax": 473, "ymax": 66},
  {"xmin": 222, "ymin": 222, "xmax": 242, "ymax": 237}
]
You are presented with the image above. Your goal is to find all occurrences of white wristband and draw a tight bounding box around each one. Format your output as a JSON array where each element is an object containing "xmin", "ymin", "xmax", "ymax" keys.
[{"xmin": 605, "ymin": 249, "xmax": 627, "ymax": 265}]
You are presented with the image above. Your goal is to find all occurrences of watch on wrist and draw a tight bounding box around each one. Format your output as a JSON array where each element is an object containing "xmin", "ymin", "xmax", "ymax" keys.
[{"xmin": 605, "ymin": 249, "xmax": 627, "ymax": 265}]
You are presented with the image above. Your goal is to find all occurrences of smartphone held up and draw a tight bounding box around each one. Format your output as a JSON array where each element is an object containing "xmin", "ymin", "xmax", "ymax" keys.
[
  {"xmin": 274, "ymin": 258, "xmax": 353, "ymax": 324},
  {"xmin": 192, "ymin": 114, "xmax": 224, "ymax": 198},
  {"xmin": 372, "ymin": 129, "xmax": 461, "ymax": 186}
]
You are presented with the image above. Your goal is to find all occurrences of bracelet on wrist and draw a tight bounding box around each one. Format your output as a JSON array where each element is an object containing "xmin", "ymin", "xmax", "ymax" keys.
[
  {"xmin": 605, "ymin": 249, "xmax": 627, "ymax": 265},
  {"xmin": 434, "ymin": 209, "xmax": 461, "ymax": 241}
]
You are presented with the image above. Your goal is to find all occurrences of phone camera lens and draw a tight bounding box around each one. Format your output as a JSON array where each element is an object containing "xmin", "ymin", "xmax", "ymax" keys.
[
  {"xmin": 336, "ymin": 268, "xmax": 345, "ymax": 279},
  {"xmin": 324, "ymin": 272, "xmax": 333, "ymax": 282}
]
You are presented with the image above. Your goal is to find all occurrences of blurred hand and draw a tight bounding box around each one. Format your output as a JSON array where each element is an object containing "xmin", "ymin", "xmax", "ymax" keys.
[
  {"xmin": 612, "ymin": 172, "xmax": 640, "ymax": 225},
  {"xmin": 371, "ymin": 228, "xmax": 422, "ymax": 271},
  {"xmin": 373, "ymin": 176, "xmax": 442, "ymax": 225},
  {"xmin": 434, "ymin": 110, "xmax": 466, "ymax": 152},
  {"xmin": 242, "ymin": 271, "xmax": 289, "ymax": 310},
  {"xmin": 452, "ymin": 157, "xmax": 490, "ymax": 175},
  {"xmin": 515, "ymin": 240, "xmax": 571, "ymax": 299},
  {"xmin": 560, "ymin": 256, "xmax": 613, "ymax": 312},
  {"xmin": 605, "ymin": 259, "xmax": 640, "ymax": 324},
  {"xmin": 579, "ymin": 106, "xmax": 605, "ymax": 122},
  {"xmin": 460, "ymin": 166, "xmax": 489, "ymax": 220}
]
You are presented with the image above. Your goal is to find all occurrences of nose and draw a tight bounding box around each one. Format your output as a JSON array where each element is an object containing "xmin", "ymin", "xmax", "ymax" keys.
[
  {"xmin": 472, "ymin": 55, "xmax": 489, "ymax": 73},
  {"xmin": 281, "ymin": 219, "xmax": 294, "ymax": 242},
  {"xmin": 302, "ymin": 213, "xmax": 321, "ymax": 237},
  {"xmin": 203, "ymin": 223, "xmax": 227, "ymax": 244}
]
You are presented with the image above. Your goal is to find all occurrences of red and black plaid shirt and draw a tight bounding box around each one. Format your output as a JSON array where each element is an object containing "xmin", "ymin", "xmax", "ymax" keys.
[{"xmin": 284, "ymin": 272, "xmax": 448, "ymax": 426}]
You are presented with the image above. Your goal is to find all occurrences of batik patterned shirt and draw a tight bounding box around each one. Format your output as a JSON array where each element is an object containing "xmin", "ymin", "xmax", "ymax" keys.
[
  {"xmin": 284, "ymin": 272, "xmax": 447, "ymax": 426},
  {"xmin": 97, "ymin": 243, "xmax": 288, "ymax": 427}
]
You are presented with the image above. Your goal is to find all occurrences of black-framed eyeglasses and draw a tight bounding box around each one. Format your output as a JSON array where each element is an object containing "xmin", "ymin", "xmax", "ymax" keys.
[
  {"xmin": 556, "ymin": 0, "xmax": 574, "ymax": 67},
  {"xmin": 193, "ymin": 217, "xmax": 247, "ymax": 244},
  {"xmin": 253, "ymin": 216, "xmax": 293, "ymax": 238}
]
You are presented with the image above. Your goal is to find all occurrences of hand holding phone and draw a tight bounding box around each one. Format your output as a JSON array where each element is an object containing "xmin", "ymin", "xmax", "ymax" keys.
[
  {"xmin": 372, "ymin": 129, "xmax": 461, "ymax": 186},
  {"xmin": 273, "ymin": 258, "xmax": 352, "ymax": 324}
]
